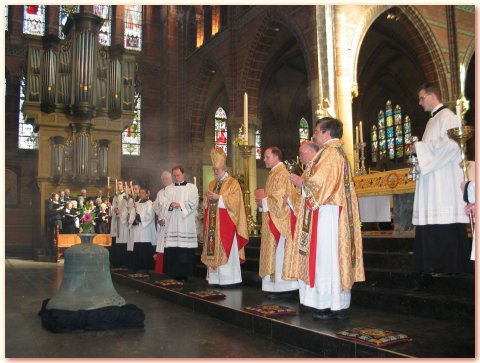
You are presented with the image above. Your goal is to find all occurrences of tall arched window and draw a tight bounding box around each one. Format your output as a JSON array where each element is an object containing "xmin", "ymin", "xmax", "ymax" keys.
[
  {"xmin": 214, "ymin": 107, "xmax": 227, "ymax": 155},
  {"xmin": 195, "ymin": 6, "xmax": 204, "ymax": 48},
  {"xmin": 23, "ymin": 5, "xmax": 46, "ymax": 36},
  {"xmin": 299, "ymin": 117, "xmax": 309, "ymax": 143},
  {"xmin": 59, "ymin": 5, "xmax": 79, "ymax": 38},
  {"xmin": 122, "ymin": 92, "xmax": 141, "ymax": 155},
  {"xmin": 211, "ymin": 6, "xmax": 220, "ymax": 36},
  {"xmin": 18, "ymin": 76, "xmax": 39, "ymax": 149},
  {"xmin": 370, "ymin": 100, "xmax": 413, "ymax": 163},
  {"xmin": 124, "ymin": 5, "xmax": 142, "ymax": 51},
  {"xmin": 93, "ymin": 5, "xmax": 112, "ymax": 46},
  {"xmin": 255, "ymin": 130, "xmax": 261, "ymax": 160}
]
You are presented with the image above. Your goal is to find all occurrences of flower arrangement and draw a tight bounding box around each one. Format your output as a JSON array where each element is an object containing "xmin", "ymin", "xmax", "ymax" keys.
[{"xmin": 79, "ymin": 205, "xmax": 96, "ymax": 234}]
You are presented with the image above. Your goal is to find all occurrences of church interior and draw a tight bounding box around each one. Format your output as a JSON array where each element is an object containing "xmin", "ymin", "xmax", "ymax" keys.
[{"xmin": 3, "ymin": 5, "xmax": 476, "ymax": 358}]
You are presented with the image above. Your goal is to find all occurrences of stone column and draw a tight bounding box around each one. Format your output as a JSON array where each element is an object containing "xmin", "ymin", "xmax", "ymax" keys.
[{"xmin": 333, "ymin": 7, "xmax": 355, "ymax": 167}]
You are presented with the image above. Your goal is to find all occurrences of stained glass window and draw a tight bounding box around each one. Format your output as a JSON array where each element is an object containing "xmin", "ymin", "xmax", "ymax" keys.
[
  {"xmin": 385, "ymin": 101, "xmax": 395, "ymax": 160},
  {"xmin": 404, "ymin": 116, "xmax": 412, "ymax": 156},
  {"xmin": 299, "ymin": 117, "xmax": 309, "ymax": 143},
  {"xmin": 214, "ymin": 107, "xmax": 228, "ymax": 155},
  {"xmin": 18, "ymin": 76, "xmax": 39, "ymax": 149},
  {"xmin": 371, "ymin": 125, "xmax": 378, "ymax": 163},
  {"xmin": 255, "ymin": 130, "xmax": 261, "ymax": 160},
  {"xmin": 124, "ymin": 5, "xmax": 142, "ymax": 51},
  {"xmin": 394, "ymin": 105, "xmax": 403, "ymax": 157},
  {"xmin": 23, "ymin": 5, "xmax": 46, "ymax": 36},
  {"xmin": 371, "ymin": 101, "xmax": 412, "ymax": 163},
  {"xmin": 93, "ymin": 5, "xmax": 112, "ymax": 46},
  {"xmin": 122, "ymin": 92, "xmax": 141, "ymax": 155},
  {"xmin": 377, "ymin": 110, "xmax": 386, "ymax": 159},
  {"xmin": 59, "ymin": 5, "xmax": 79, "ymax": 39}
]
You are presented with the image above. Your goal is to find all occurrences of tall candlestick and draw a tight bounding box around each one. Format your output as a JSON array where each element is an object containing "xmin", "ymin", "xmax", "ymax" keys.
[
  {"xmin": 115, "ymin": 179, "xmax": 118, "ymax": 194},
  {"xmin": 359, "ymin": 121, "xmax": 364, "ymax": 144},
  {"xmin": 193, "ymin": 176, "xmax": 197, "ymax": 186},
  {"xmin": 456, "ymin": 99, "xmax": 463, "ymax": 129},
  {"xmin": 130, "ymin": 181, "xmax": 134, "ymax": 197},
  {"xmin": 124, "ymin": 182, "xmax": 129, "ymax": 196},
  {"xmin": 244, "ymin": 92, "xmax": 248, "ymax": 145},
  {"xmin": 356, "ymin": 126, "xmax": 359, "ymax": 144}
]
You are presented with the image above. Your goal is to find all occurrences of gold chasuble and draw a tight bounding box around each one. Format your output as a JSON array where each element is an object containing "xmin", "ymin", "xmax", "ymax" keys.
[
  {"xmin": 201, "ymin": 176, "xmax": 249, "ymax": 270},
  {"xmin": 259, "ymin": 163, "xmax": 298, "ymax": 280},
  {"xmin": 285, "ymin": 139, "xmax": 365, "ymax": 290}
]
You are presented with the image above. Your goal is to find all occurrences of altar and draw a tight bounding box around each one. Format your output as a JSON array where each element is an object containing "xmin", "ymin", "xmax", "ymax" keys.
[{"xmin": 353, "ymin": 168, "xmax": 416, "ymax": 234}]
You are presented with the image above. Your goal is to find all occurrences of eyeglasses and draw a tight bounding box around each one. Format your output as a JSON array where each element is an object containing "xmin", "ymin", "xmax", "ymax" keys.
[{"xmin": 418, "ymin": 94, "xmax": 430, "ymax": 101}]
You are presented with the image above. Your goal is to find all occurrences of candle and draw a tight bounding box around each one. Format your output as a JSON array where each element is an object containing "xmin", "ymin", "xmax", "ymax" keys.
[
  {"xmin": 107, "ymin": 176, "xmax": 110, "ymax": 190},
  {"xmin": 130, "ymin": 181, "xmax": 134, "ymax": 197},
  {"xmin": 244, "ymin": 92, "xmax": 248, "ymax": 145},
  {"xmin": 115, "ymin": 179, "xmax": 118, "ymax": 194},
  {"xmin": 359, "ymin": 121, "xmax": 364, "ymax": 144},
  {"xmin": 124, "ymin": 182, "xmax": 129, "ymax": 196},
  {"xmin": 456, "ymin": 99, "xmax": 463, "ymax": 129},
  {"xmin": 193, "ymin": 176, "xmax": 197, "ymax": 186},
  {"xmin": 356, "ymin": 126, "xmax": 359, "ymax": 145}
]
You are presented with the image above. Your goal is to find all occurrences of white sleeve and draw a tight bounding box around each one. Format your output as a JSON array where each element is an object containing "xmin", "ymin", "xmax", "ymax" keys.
[
  {"xmin": 179, "ymin": 184, "xmax": 199, "ymax": 217},
  {"xmin": 139, "ymin": 201, "xmax": 154, "ymax": 227},
  {"xmin": 467, "ymin": 182, "xmax": 475, "ymax": 203},
  {"xmin": 261, "ymin": 197, "xmax": 269, "ymax": 212},
  {"xmin": 415, "ymin": 112, "xmax": 462, "ymax": 176}
]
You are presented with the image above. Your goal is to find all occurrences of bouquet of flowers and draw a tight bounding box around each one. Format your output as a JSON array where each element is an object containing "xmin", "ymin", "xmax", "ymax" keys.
[{"xmin": 79, "ymin": 205, "xmax": 96, "ymax": 233}]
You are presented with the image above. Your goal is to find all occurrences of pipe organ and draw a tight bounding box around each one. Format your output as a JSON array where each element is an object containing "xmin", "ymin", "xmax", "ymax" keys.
[{"xmin": 21, "ymin": 9, "xmax": 138, "ymax": 237}]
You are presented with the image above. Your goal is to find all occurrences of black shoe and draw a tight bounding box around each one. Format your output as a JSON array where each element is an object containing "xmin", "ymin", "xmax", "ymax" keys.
[
  {"xmin": 300, "ymin": 304, "xmax": 315, "ymax": 312},
  {"xmin": 312, "ymin": 308, "xmax": 348, "ymax": 320}
]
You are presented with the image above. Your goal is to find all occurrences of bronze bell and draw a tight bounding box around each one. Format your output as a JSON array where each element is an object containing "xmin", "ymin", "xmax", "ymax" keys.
[{"xmin": 47, "ymin": 239, "xmax": 126, "ymax": 311}]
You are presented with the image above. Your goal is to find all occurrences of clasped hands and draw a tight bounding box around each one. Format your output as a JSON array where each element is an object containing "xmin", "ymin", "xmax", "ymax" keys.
[
  {"xmin": 170, "ymin": 201, "xmax": 181, "ymax": 209},
  {"xmin": 206, "ymin": 191, "xmax": 220, "ymax": 201}
]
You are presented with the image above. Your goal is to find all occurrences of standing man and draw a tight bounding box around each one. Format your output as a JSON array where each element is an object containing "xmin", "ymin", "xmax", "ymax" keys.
[
  {"xmin": 255, "ymin": 147, "xmax": 299, "ymax": 298},
  {"xmin": 115, "ymin": 191, "xmax": 131, "ymax": 269},
  {"xmin": 127, "ymin": 181, "xmax": 141, "ymax": 271},
  {"xmin": 288, "ymin": 117, "xmax": 365, "ymax": 319},
  {"xmin": 201, "ymin": 148, "xmax": 249, "ymax": 286},
  {"xmin": 110, "ymin": 180, "xmax": 126, "ymax": 267},
  {"xmin": 411, "ymin": 82, "xmax": 469, "ymax": 275},
  {"xmin": 131, "ymin": 186, "xmax": 157, "ymax": 272},
  {"xmin": 162, "ymin": 165, "xmax": 199, "ymax": 280},
  {"xmin": 153, "ymin": 171, "xmax": 174, "ymax": 274}
]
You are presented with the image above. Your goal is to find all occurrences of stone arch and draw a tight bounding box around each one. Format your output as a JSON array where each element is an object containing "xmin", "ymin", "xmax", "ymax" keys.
[
  {"xmin": 189, "ymin": 59, "xmax": 229, "ymax": 144},
  {"xmin": 240, "ymin": 7, "xmax": 314, "ymax": 128},
  {"xmin": 350, "ymin": 5, "xmax": 450, "ymax": 101},
  {"xmin": 462, "ymin": 38, "xmax": 475, "ymax": 70}
]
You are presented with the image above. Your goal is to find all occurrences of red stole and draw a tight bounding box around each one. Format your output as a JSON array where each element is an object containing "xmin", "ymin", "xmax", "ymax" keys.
[{"xmin": 203, "ymin": 205, "xmax": 248, "ymax": 264}]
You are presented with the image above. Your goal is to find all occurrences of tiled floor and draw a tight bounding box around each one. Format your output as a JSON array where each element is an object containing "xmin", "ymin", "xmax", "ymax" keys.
[
  {"xmin": 5, "ymin": 258, "xmax": 475, "ymax": 358},
  {"xmin": 5, "ymin": 258, "xmax": 316, "ymax": 358}
]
